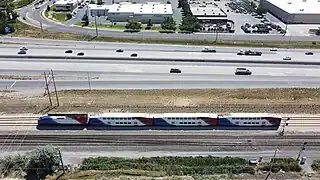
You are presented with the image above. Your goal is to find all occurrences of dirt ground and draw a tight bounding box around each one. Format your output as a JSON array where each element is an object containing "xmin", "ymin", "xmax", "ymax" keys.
[{"xmin": 2, "ymin": 88, "xmax": 320, "ymax": 114}]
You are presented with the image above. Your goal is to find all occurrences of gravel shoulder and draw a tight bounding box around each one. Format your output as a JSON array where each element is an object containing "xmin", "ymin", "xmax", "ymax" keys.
[{"xmin": 1, "ymin": 88, "xmax": 320, "ymax": 114}]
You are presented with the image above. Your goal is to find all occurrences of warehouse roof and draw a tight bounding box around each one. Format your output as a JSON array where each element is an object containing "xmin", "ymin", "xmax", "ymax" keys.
[
  {"xmin": 266, "ymin": 0, "xmax": 320, "ymax": 14},
  {"xmin": 190, "ymin": 4, "xmax": 227, "ymax": 17},
  {"xmin": 54, "ymin": 0, "xmax": 80, "ymax": 5},
  {"xmin": 88, "ymin": 2, "xmax": 173, "ymax": 15}
]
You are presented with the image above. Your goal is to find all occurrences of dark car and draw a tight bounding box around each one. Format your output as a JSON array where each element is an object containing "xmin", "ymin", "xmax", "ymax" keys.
[
  {"xmin": 18, "ymin": 50, "xmax": 26, "ymax": 54},
  {"xmin": 131, "ymin": 53, "xmax": 138, "ymax": 57},
  {"xmin": 235, "ymin": 68, "xmax": 252, "ymax": 75},
  {"xmin": 20, "ymin": 47, "xmax": 28, "ymax": 51},
  {"xmin": 170, "ymin": 68, "xmax": 181, "ymax": 73},
  {"xmin": 305, "ymin": 52, "xmax": 314, "ymax": 55},
  {"xmin": 65, "ymin": 50, "xmax": 73, "ymax": 53},
  {"xmin": 77, "ymin": 52, "xmax": 84, "ymax": 56},
  {"xmin": 116, "ymin": 49, "xmax": 124, "ymax": 52}
]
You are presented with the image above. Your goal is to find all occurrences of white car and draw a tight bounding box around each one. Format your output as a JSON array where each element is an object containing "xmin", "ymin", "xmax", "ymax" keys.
[
  {"xmin": 270, "ymin": 48, "xmax": 278, "ymax": 51},
  {"xmin": 283, "ymin": 56, "xmax": 291, "ymax": 60}
]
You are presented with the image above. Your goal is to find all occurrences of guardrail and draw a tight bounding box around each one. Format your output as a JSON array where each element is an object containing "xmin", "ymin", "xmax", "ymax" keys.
[{"xmin": 4, "ymin": 55, "xmax": 320, "ymax": 65}]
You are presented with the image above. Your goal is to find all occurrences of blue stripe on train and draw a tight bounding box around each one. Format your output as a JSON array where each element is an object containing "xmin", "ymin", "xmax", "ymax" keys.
[
  {"xmin": 218, "ymin": 118, "xmax": 235, "ymax": 126},
  {"xmin": 38, "ymin": 116, "xmax": 58, "ymax": 125},
  {"xmin": 88, "ymin": 118, "xmax": 109, "ymax": 126},
  {"xmin": 154, "ymin": 118, "xmax": 172, "ymax": 126}
]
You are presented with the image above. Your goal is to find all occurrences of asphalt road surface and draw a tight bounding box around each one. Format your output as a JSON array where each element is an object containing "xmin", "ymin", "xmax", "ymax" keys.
[
  {"xmin": 17, "ymin": 2, "xmax": 320, "ymax": 42},
  {"xmin": 1, "ymin": 59, "xmax": 320, "ymax": 93}
]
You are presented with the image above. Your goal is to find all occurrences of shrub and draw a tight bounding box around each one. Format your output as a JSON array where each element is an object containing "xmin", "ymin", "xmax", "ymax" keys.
[
  {"xmin": 159, "ymin": 30, "xmax": 175, "ymax": 33},
  {"xmin": 311, "ymin": 160, "xmax": 320, "ymax": 171},
  {"xmin": 145, "ymin": 26, "xmax": 152, "ymax": 30}
]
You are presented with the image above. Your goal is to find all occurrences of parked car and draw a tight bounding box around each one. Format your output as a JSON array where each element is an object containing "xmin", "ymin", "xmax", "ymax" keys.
[
  {"xmin": 116, "ymin": 49, "xmax": 124, "ymax": 53},
  {"xmin": 270, "ymin": 48, "xmax": 278, "ymax": 51},
  {"xmin": 77, "ymin": 52, "xmax": 84, "ymax": 56},
  {"xmin": 283, "ymin": 56, "xmax": 291, "ymax": 60},
  {"xmin": 235, "ymin": 68, "xmax": 252, "ymax": 75},
  {"xmin": 131, "ymin": 53, "xmax": 138, "ymax": 57},
  {"xmin": 17, "ymin": 50, "xmax": 26, "ymax": 54},
  {"xmin": 65, "ymin": 50, "xmax": 73, "ymax": 53},
  {"xmin": 305, "ymin": 52, "xmax": 314, "ymax": 55},
  {"xmin": 300, "ymin": 157, "xmax": 307, "ymax": 165},
  {"xmin": 170, "ymin": 68, "xmax": 181, "ymax": 73}
]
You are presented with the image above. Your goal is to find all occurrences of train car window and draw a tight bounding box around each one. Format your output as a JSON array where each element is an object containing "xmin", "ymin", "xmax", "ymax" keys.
[
  {"xmin": 244, "ymin": 122, "xmax": 247, "ymax": 124},
  {"xmin": 179, "ymin": 122, "xmax": 183, "ymax": 124},
  {"xmin": 102, "ymin": 117, "xmax": 106, "ymax": 120},
  {"xmin": 192, "ymin": 122, "xmax": 195, "ymax": 124},
  {"xmin": 240, "ymin": 117, "xmax": 244, "ymax": 120},
  {"xmin": 236, "ymin": 122, "xmax": 239, "ymax": 124},
  {"xmin": 124, "ymin": 122, "xmax": 127, "ymax": 124},
  {"xmin": 172, "ymin": 122, "xmax": 175, "ymax": 124},
  {"xmin": 188, "ymin": 122, "xmax": 191, "ymax": 124},
  {"xmin": 245, "ymin": 117, "xmax": 248, "ymax": 120},
  {"xmin": 184, "ymin": 122, "xmax": 187, "ymax": 124},
  {"xmin": 119, "ymin": 122, "xmax": 123, "ymax": 124},
  {"xmin": 232, "ymin": 118, "xmax": 235, "ymax": 120},
  {"xmin": 198, "ymin": 122, "xmax": 201, "ymax": 124},
  {"xmin": 168, "ymin": 118, "xmax": 171, "ymax": 120},
  {"xmin": 262, "ymin": 122, "xmax": 266, "ymax": 124},
  {"xmin": 128, "ymin": 122, "xmax": 131, "ymax": 124},
  {"xmin": 134, "ymin": 122, "xmax": 137, "ymax": 124},
  {"xmin": 248, "ymin": 122, "xmax": 251, "ymax": 124},
  {"xmin": 116, "ymin": 122, "xmax": 119, "ymax": 124},
  {"xmin": 57, "ymin": 118, "xmax": 65, "ymax": 119},
  {"xmin": 108, "ymin": 122, "xmax": 111, "ymax": 124},
  {"xmin": 256, "ymin": 122, "xmax": 260, "ymax": 124}
]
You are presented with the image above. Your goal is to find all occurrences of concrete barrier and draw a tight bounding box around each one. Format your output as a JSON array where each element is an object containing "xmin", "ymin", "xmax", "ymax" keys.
[{"xmin": 5, "ymin": 55, "xmax": 320, "ymax": 65}]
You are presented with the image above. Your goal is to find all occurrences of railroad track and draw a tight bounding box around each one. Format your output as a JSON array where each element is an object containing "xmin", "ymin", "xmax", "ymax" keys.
[
  {"xmin": 0, "ymin": 116, "xmax": 38, "ymax": 126},
  {"xmin": 1, "ymin": 134, "xmax": 320, "ymax": 147}
]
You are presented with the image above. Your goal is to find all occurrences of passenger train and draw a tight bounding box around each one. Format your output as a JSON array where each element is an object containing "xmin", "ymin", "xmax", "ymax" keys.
[{"xmin": 37, "ymin": 113, "xmax": 282, "ymax": 130}]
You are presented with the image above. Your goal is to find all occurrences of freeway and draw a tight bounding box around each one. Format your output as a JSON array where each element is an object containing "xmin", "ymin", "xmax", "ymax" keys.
[
  {"xmin": 1, "ymin": 59, "xmax": 320, "ymax": 93},
  {"xmin": 17, "ymin": 2, "xmax": 320, "ymax": 42}
]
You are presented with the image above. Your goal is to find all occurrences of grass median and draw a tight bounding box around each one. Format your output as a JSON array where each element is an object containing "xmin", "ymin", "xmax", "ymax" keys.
[{"xmin": 12, "ymin": 20, "xmax": 320, "ymax": 49}]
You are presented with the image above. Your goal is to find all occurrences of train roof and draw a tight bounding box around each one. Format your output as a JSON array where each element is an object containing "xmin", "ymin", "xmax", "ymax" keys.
[
  {"xmin": 158, "ymin": 113, "xmax": 218, "ymax": 117},
  {"xmin": 218, "ymin": 113, "xmax": 281, "ymax": 117},
  {"xmin": 90, "ymin": 113, "xmax": 153, "ymax": 117}
]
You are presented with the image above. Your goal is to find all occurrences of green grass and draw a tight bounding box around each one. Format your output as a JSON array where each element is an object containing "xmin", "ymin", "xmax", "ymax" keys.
[
  {"xmin": 52, "ymin": 12, "xmax": 67, "ymax": 23},
  {"xmin": 14, "ymin": 0, "xmax": 35, "ymax": 8},
  {"xmin": 11, "ymin": 20, "xmax": 320, "ymax": 49},
  {"xmin": 311, "ymin": 160, "xmax": 320, "ymax": 171}
]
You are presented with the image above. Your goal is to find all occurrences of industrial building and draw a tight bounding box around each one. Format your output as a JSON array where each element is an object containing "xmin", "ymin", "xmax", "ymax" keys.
[
  {"xmin": 87, "ymin": 2, "xmax": 173, "ymax": 24},
  {"xmin": 262, "ymin": 0, "xmax": 320, "ymax": 24},
  {"xmin": 53, "ymin": 0, "xmax": 82, "ymax": 11},
  {"xmin": 189, "ymin": 1, "xmax": 228, "ymax": 23}
]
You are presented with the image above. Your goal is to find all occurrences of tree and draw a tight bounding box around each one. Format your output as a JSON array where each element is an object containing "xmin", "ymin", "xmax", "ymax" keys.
[
  {"xmin": 66, "ymin": 13, "xmax": 72, "ymax": 20},
  {"xmin": 97, "ymin": 0, "xmax": 103, "ymax": 5},
  {"xmin": 125, "ymin": 19, "xmax": 141, "ymax": 30},
  {"xmin": 256, "ymin": 4, "xmax": 268, "ymax": 15},
  {"xmin": 161, "ymin": 17, "xmax": 176, "ymax": 30},
  {"xmin": 46, "ymin": 5, "xmax": 50, "ymax": 12},
  {"xmin": 179, "ymin": 15, "xmax": 201, "ymax": 32},
  {"xmin": 25, "ymin": 146, "xmax": 61, "ymax": 179},
  {"xmin": 250, "ymin": 1, "xmax": 257, "ymax": 10},
  {"xmin": 147, "ymin": 19, "xmax": 152, "ymax": 27}
]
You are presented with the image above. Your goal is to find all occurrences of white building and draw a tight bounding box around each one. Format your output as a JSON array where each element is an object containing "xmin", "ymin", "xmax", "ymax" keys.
[
  {"xmin": 87, "ymin": 2, "xmax": 173, "ymax": 24},
  {"xmin": 53, "ymin": 0, "xmax": 82, "ymax": 11},
  {"xmin": 262, "ymin": 0, "xmax": 320, "ymax": 24},
  {"xmin": 189, "ymin": 2, "xmax": 228, "ymax": 23}
]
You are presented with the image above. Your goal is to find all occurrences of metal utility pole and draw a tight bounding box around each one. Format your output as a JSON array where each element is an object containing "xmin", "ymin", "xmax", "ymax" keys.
[
  {"xmin": 40, "ymin": 21, "xmax": 43, "ymax": 32},
  {"xmin": 44, "ymin": 72, "xmax": 53, "ymax": 106},
  {"xmin": 296, "ymin": 142, "xmax": 307, "ymax": 161},
  {"xmin": 215, "ymin": 30, "xmax": 218, "ymax": 42},
  {"xmin": 264, "ymin": 145, "xmax": 278, "ymax": 180},
  {"xmin": 51, "ymin": 69, "xmax": 60, "ymax": 107},
  {"xmin": 87, "ymin": 72, "xmax": 91, "ymax": 91},
  {"xmin": 94, "ymin": 16, "xmax": 98, "ymax": 37},
  {"xmin": 58, "ymin": 149, "xmax": 65, "ymax": 174}
]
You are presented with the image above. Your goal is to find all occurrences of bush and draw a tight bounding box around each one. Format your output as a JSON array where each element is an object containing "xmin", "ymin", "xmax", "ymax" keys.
[
  {"xmin": 159, "ymin": 30, "xmax": 175, "ymax": 33},
  {"xmin": 80, "ymin": 156, "xmax": 253, "ymax": 175},
  {"xmin": 66, "ymin": 13, "xmax": 72, "ymax": 20},
  {"xmin": 123, "ymin": 29, "xmax": 140, "ymax": 33},
  {"xmin": 311, "ymin": 160, "xmax": 320, "ymax": 171},
  {"xmin": 258, "ymin": 158, "xmax": 302, "ymax": 173},
  {"xmin": 145, "ymin": 26, "xmax": 152, "ymax": 30}
]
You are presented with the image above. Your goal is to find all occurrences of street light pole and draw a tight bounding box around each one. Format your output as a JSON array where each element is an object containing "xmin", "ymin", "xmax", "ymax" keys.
[
  {"xmin": 296, "ymin": 142, "xmax": 307, "ymax": 161},
  {"xmin": 94, "ymin": 15, "xmax": 98, "ymax": 37},
  {"xmin": 264, "ymin": 145, "xmax": 278, "ymax": 180}
]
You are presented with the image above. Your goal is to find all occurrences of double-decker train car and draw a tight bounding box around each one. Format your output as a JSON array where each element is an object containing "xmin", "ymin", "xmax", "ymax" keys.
[
  {"xmin": 87, "ymin": 113, "xmax": 154, "ymax": 130},
  {"xmin": 37, "ymin": 113, "xmax": 89, "ymax": 130},
  {"xmin": 37, "ymin": 113, "xmax": 282, "ymax": 130}
]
